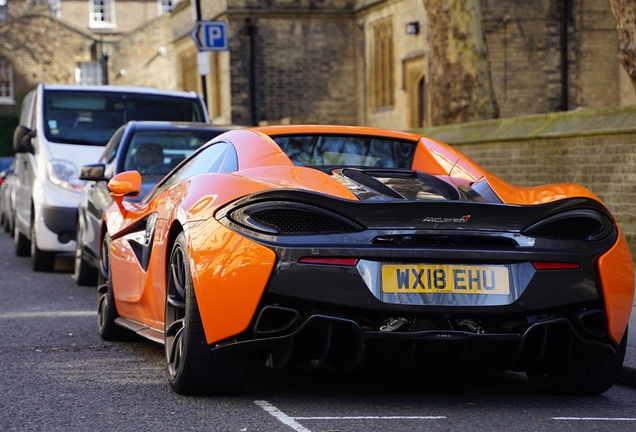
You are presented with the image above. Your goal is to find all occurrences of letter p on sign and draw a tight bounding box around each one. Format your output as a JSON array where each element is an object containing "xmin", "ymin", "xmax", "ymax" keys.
[{"xmin": 190, "ymin": 21, "xmax": 229, "ymax": 51}]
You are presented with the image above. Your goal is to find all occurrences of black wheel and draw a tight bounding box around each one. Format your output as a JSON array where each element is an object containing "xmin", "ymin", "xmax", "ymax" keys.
[
  {"xmin": 97, "ymin": 233, "xmax": 128, "ymax": 341},
  {"xmin": 2, "ymin": 212, "xmax": 9, "ymax": 233},
  {"xmin": 165, "ymin": 232, "xmax": 249, "ymax": 395},
  {"xmin": 30, "ymin": 222, "xmax": 55, "ymax": 272},
  {"xmin": 526, "ymin": 328, "xmax": 628, "ymax": 395},
  {"xmin": 74, "ymin": 222, "xmax": 98, "ymax": 286},
  {"xmin": 14, "ymin": 224, "xmax": 30, "ymax": 257}
]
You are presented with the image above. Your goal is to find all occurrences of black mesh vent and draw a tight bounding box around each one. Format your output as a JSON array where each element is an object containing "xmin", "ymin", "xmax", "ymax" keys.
[
  {"xmin": 249, "ymin": 209, "xmax": 359, "ymax": 234},
  {"xmin": 524, "ymin": 216, "xmax": 610, "ymax": 241}
]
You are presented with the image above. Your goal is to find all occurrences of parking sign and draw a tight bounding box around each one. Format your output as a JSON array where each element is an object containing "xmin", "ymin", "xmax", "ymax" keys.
[{"xmin": 190, "ymin": 21, "xmax": 229, "ymax": 51}]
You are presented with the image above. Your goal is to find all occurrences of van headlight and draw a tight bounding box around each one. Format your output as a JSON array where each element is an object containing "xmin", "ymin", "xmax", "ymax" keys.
[{"xmin": 47, "ymin": 159, "xmax": 83, "ymax": 192}]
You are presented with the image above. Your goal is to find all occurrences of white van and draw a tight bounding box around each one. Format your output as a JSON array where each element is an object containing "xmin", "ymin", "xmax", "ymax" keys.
[{"xmin": 13, "ymin": 83, "xmax": 209, "ymax": 271}]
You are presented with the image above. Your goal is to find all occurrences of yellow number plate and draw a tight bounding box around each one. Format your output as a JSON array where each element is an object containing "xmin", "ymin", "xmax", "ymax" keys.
[{"xmin": 381, "ymin": 264, "xmax": 510, "ymax": 295}]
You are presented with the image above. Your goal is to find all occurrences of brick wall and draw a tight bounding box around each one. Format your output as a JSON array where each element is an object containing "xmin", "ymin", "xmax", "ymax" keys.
[
  {"xmin": 226, "ymin": 13, "xmax": 360, "ymax": 126},
  {"xmin": 110, "ymin": 15, "xmax": 178, "ymax": 90},
  {"xmin": 0, "ymin": 11, "xmax": 97, "ymax": 115},
  {"xmin": 417, "ymin": 105, "xmax": 636, "ymax": 257}
]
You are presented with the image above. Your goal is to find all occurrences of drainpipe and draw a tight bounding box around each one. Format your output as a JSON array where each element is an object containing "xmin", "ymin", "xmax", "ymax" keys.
[
  {"xmin": 560, "ymin": 0, "xmax": 571, "ymax": 111},
  {"xmin": 246, "ymin": 18, "xmax": 257, "ymax": 126}
]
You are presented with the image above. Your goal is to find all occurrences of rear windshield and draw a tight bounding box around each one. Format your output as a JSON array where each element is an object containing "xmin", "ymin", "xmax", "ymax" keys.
[
  {"xmin": 272, "ymin": 134, "xmax": 417, "ymax": 169},
  {"xmin": 43, "ymin": 90, "xmax": 205, "ymax": 146}
]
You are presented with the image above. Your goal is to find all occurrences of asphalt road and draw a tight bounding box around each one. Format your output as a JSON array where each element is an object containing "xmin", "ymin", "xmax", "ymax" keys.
[{"xmin": 1, "ymin": 230, "xmax": 636, "ymax": 432}]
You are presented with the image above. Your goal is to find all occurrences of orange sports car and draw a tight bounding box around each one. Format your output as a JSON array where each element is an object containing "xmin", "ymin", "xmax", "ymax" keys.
[{"xmin": 97, "ymin": 125, "xmax": 634, "ymax": 395}]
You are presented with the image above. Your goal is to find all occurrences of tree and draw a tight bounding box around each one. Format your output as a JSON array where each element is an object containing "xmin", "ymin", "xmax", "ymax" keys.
[
  {"xmin": 608, "ymin": 0, "xmax": 636, "ymax": 88},
  {"xmin": 423, "ymin": 0, "xmax": 499, "ymax": 125}
]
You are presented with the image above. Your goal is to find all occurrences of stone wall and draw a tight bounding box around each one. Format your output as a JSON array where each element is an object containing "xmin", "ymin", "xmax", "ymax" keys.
[{"xmin": 415, "ymin": 105, "xmax": 636, "ymax": 258}]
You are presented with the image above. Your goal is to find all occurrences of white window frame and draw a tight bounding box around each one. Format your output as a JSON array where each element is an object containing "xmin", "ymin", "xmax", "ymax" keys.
[
  {"xmin": 158, "ymin": 0, "xmax": 176, "ymax": 15},
  {"xmin": 0, "ymin": 0, "xmax": 7, "ymax": 22},
  {"xmin": 89, "ymin": 0, "xmax": 116, "ymax": 29},
  {"xmin": 0, "ymin": 58, "xmax": 14, "ymax": 104},
  {"xmin": 75, "ymin": 61, "xmax": 103, "ymax": 86}
]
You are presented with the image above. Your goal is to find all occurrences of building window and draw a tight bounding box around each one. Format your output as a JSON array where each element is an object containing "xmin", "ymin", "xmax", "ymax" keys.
[
  {"xmin": 404, "ymin": 56, "xmax": 427, "ymax": 128},
  {"xmin": 76, "ymin": 61, "xmax": 103, "ymax": 85},
  {"xmin": 179, "ymin": 49, "xmax": 199, "ymax": 94},
  {"xmin": 0, "ymin": 58, "xmax": 14, "ymax": 103},
  {"xmin": 209, "ymin": 52, "xmax": 222, "ymax": 119},
  {"xmin": 158, "ymin": 0, "xmax": 177, "ymax": 15},
  {"xmin": 89, "ymin": 0, "xmax": 115, "ymax": 28},
  {"xmin": 371, "ymin": 18, "xmax": 394, "ymax": 109}
]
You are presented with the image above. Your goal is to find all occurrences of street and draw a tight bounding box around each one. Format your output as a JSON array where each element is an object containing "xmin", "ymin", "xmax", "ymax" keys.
[{"xmin": 1, "ymin": 231, "xmax": 636, "ymax": 432}]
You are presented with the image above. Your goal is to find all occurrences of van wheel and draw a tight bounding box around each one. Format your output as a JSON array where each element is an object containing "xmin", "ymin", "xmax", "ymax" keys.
[
  {"xmin": 31, "ymin": 223, "xmax": 55, "ymax": 272},
  {"xmin": 14, "ymin": 224, "xmax": 30, "ymax": 257}
]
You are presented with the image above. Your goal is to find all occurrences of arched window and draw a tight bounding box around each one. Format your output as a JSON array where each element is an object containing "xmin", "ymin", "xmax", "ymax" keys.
[{"xmin": 404, "ymin": 56, "xmax": 426, "ymax": 128}]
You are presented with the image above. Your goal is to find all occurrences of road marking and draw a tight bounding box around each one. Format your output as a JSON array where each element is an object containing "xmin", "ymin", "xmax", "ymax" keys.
[
  {"xmin": 254, "ymin": 400, "xmax": 313, "ymax": 432},
  {"xmin": 552, "ymin": 417, "xmax": 636, "ymax": 421},
  {"xmin": 0, "ymin": 310, "xmax": 95, "ymax": 319},
  {"xmin": 294, "ymin": 416, "xmax": 446, "ymax": 420},
  {"xmin": 254, "ymin": 400, "xmax": 445, "ymax": 432}
]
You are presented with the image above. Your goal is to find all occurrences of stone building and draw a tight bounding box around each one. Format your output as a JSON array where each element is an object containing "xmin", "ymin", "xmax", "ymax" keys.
[
  {"xmin": 0, "ymin": 0, "xmax": 179, "ymax": 115},
  {"xmin": 1, "ymin": 0, "xmax": 634, "ymax": 128}
]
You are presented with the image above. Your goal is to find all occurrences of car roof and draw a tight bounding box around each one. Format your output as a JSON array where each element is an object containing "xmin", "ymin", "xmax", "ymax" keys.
[
  {"xmin": 40, "ymin": 83, "xmax": 201, "ymax": 99},
  {"xmin": 123, "ymin": 121, "xmax": 230, "ymax": 131}
]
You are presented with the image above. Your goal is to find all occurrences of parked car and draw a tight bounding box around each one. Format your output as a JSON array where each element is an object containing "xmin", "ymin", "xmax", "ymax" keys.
[
  {"xmin": 12, "ymin": 83, "xmax": 209, "ymax": 272},
  {"xmin": 0, "ymin": 156, "xmax": 13, "ymax": 173},
  {"xmin": 0, "ymin": 157, "xmax": 16, "ymax": 232},
  {"xmin": 75, "ymin": 121, "xmax": 229, "ymax": 286},
  {"xmin": 97, "ymin": 125, "xmax": 633, "ymax": 396}
]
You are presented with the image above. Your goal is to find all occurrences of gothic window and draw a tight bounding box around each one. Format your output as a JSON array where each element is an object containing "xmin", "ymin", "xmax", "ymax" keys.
[
  {"xmin": 404, "ymin": 56, "xmax": 427, "ymax": 128},
  {"xmin": 371, "ymin": 18, "xmax": 394, "ymax": 109},
  {"xmin": 89, "ymin": 0, "xmax": 115, "ymax": 28},
  {"xmin": 0, "ymin": 57, "xmax": 14, "ymax": 103}
]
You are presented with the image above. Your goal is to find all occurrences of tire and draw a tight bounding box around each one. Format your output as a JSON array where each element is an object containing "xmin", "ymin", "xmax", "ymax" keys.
[
  {"xmin": 30, "ymin": 222, "xmax": 55, "ymax": 272},
  {"xmin": 164, "ymin": 232, "xmax": 249, "ymax": 395},
  {"xmin": 526, "ymin": 327, "xmax": 628, "ymax": 395},
  {"xmin": 14, "ymin": 224, "xmax": 30, "ymax": 257},
  {"xmin": 97, "ymin": 233, "xmax": 128, "ymax": 341},
  {"xmin": 74, "ymin": 222, "xmax": 98, "ymax": 286}
]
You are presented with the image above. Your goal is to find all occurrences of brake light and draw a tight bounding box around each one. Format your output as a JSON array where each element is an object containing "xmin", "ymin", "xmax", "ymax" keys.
[
  {"xmin": 532, "ymin": 262, "xmax": 581, "ymax": 270},
  {"xmin": 299, "ymin": 257, "xmax": 358, "ymax": 266}
]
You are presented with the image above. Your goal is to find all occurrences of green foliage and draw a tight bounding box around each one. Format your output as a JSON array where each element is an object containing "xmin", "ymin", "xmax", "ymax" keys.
[{"xmin": 0, "ymin": 114, "xmax": 19, "ymax": 157}]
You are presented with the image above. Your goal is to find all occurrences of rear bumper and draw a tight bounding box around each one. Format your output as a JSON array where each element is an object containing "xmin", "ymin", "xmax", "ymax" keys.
[{"xmin": 216, "ymin": 307, "xmax": 617, "ymax": 373}]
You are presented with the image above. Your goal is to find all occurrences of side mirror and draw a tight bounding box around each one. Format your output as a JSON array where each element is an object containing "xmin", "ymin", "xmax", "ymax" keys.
[
  {"xmin": 108, "ymin": 171, "xmax": 142, "ymax": 215},
  {"xmin": 13, "ymin": 126, "xmax": 35, "ymax": 154},
  {"xmin": 79, "ymin": 164, "xmax": 108, "ymax": 182}
]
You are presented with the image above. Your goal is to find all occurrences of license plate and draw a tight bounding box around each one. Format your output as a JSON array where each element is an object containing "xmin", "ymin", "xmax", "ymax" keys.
[{"xmin": 381, "ymin": 264, "xmax": 510, "ymax": 295}]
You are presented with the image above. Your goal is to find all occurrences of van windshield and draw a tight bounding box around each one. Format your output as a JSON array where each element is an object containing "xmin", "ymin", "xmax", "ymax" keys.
[{"xmin": 43, "ymin": 90, "xmax": 205, "ymax": 146}]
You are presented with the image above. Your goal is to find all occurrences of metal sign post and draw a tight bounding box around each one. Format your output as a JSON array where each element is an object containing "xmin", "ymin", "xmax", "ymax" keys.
[{"xmin": 189, "ymin": 14, "xmax": 230, "ymax": 108}]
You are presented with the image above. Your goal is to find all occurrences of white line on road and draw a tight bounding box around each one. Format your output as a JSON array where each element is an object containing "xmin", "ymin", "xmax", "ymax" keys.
[
  {"xmin": 254, "ymin": 400, "xmax": 313, "ymax": 432},
  {"xmin": 254, "ymin": 400, "xmax": 446, "ymax": 432},
  {"xmin": 552, "ymin": 417, "xmax": 636, "ymax": 421},
  {"xmin": 0, "ymin": 310, "xmax": 95, "ymax": 319}
]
